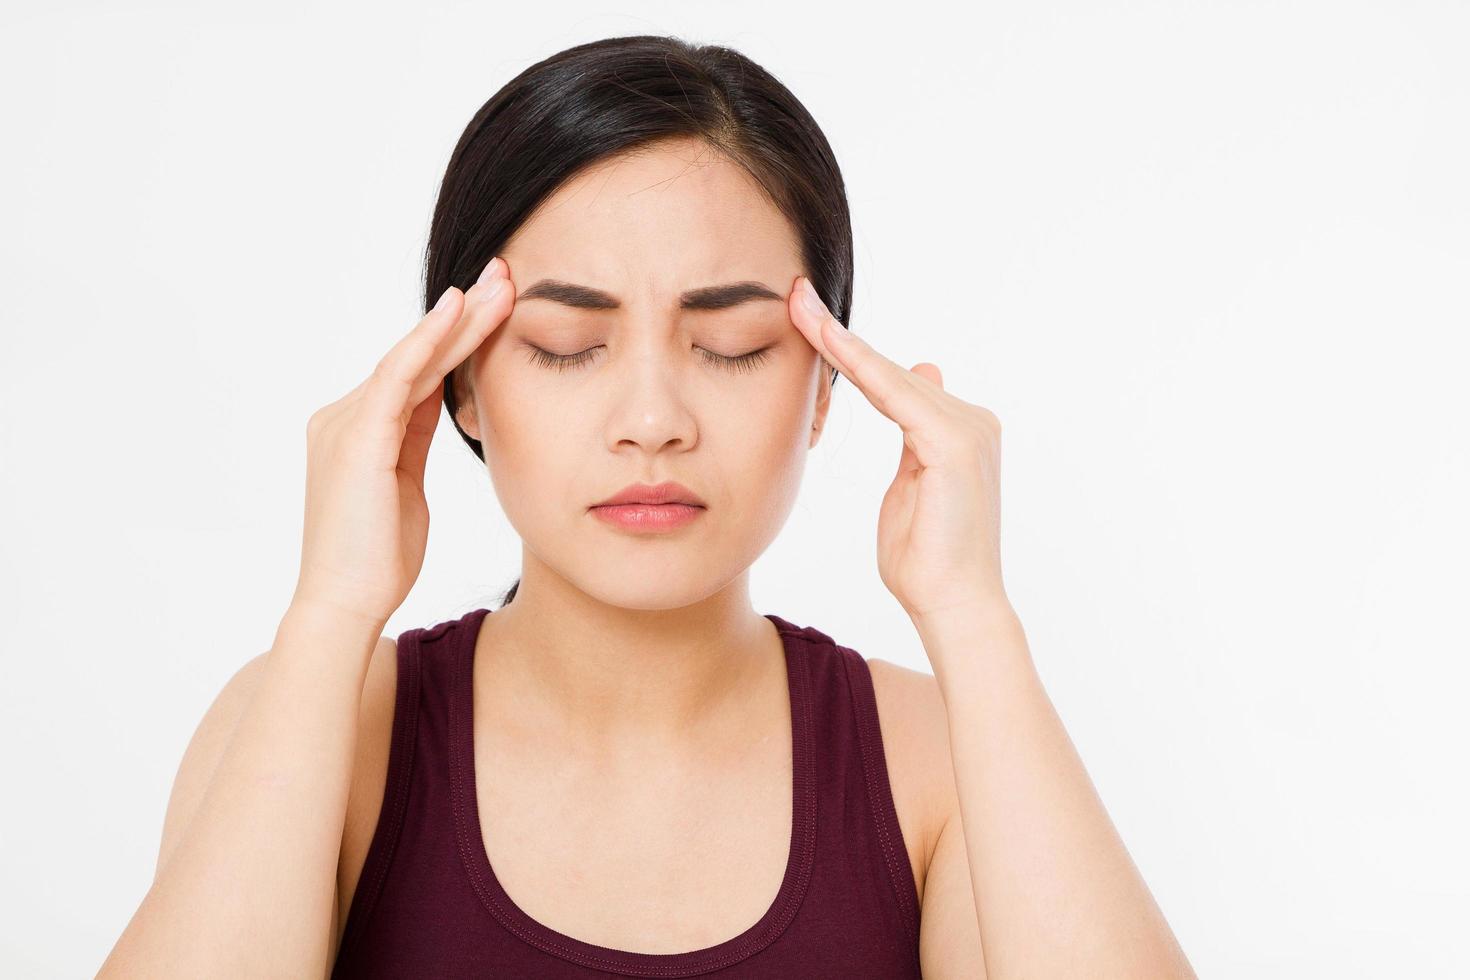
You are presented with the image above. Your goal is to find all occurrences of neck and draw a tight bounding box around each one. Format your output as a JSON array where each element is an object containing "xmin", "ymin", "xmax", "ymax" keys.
[{"xmin": 472, "ymin": 555, "xmax": 780, "ymax": 750}]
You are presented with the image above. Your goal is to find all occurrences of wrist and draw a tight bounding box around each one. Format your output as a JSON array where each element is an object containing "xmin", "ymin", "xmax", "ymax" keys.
[
  {"xmin": 279, "ymin": 597, "xmax": 388, "ymax": 647},
  {"xmin": 912, "ymin": 600, "xmax": 1031, "ymax": 687},
  {"xmin": 909, "ymin": 594, "xmax": 1020, "ymax": 639}
]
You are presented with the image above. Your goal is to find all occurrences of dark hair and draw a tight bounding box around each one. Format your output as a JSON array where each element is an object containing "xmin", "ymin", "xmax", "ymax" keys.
[{"xmin": 425, "ymin": 34, "xmax": 854, "ymax": 609}]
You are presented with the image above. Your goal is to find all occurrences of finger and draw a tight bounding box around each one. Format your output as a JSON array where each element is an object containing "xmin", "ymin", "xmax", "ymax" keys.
[
  {"xmin": 358, "ymin": 284, "xmax": 464, "ymax": 425},
  {"xmin": 413, "ymin": 260, "xmax": 516, "ymax": 406},
  {"xmin": 911, "ymin": 362, "xmax": 943, "ymax": 390},
  {"xmin": 894, "ymin": 364, "xmax": 942, "ymax": 479},
  {"xmin": 786, "ymin": 275, "xmax": 847, "ymax": 376},
  {"xmin": 788, "ymin": 276, "xmax": 940, "ymax": 437},
  {"xmin": 363, "ymin": 261, "xmax": 508, "ymax": 425},
  {"xmin": 398, "ymin": 382, "xmax": 442, "ymax": 485},
  {"xmin": 894, "ymin": 426, "xmax": 921, "ymax": 480},
  {"xmin": 397, "ymin": 261, "xmax": 514, "ymax": 481}
]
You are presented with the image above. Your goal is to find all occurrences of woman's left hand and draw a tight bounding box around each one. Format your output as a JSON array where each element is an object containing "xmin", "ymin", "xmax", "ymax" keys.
[{"xmin": 789, "ymin": 276, "xmax": 1009, "ymax": 627}]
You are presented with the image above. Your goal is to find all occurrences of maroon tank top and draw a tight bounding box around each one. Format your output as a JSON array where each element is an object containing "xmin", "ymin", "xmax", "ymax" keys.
[{"xmin": 331, "ymin": 607, "xmax": 922, "ymax": 978}]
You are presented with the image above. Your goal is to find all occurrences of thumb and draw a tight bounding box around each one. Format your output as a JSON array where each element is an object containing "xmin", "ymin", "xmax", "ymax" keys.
[
  {"xmin": 894, "ymin": 363, "xmax": 943, "ymax": 478},
  {"xmin": 398, "ymin": 384, "xmax": 443, "ymax": 483}
]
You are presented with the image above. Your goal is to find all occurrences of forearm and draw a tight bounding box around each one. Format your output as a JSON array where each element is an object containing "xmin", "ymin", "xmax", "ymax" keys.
[
  {"xmin": 918, "ymin": 604, "xmax": 1194, "ymax": 979},
  {"xmin": 99, "ymin": 603, "xmax": 380, "ymax": 979}
]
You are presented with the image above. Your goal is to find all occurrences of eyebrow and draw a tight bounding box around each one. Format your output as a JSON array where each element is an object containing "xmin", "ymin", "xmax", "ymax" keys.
[{"xmin": 516, "ymin": 279, "xmax": 784, "ymax": 311}]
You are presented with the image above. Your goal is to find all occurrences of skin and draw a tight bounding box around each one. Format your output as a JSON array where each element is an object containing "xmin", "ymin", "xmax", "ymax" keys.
[
  {"xmin": 437, "ymin": 133, "xmax": 1194, "ymax": 974},
  {"xmin": 118, "ymin": 133, "xmax": 1189, "ymax": 978},
  {"xmin": 112, "ymin": 134, "xmax": 968, "ymax": 979},
  {"xmin": 448, "ymin": 136, "xmax": 832, "ymax": 745},
  {"xmin": 410, "ymin": 135, "xmax": 965, "ymax": 954}
]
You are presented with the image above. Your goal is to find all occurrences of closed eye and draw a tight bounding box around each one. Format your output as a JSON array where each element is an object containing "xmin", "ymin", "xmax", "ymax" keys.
[{"xmin": 522, "ymin": 344, "xmax": 774, "ymax": 374}]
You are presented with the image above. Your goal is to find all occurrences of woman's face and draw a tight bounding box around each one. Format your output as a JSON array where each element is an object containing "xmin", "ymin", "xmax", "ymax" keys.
[{"xmin": 452, "ymin": 137, "xmax": 832, "ymax": 610}]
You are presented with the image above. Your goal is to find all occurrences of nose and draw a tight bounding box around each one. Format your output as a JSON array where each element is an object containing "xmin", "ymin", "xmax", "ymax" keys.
[{"xmin": 601, "ymin": 338, "xmax": 700, "ymax": 456}]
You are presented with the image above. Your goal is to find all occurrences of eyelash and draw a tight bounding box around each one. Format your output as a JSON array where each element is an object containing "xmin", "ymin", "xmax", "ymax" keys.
[{"xmin": 523, "ymin": 344, "xmax": 774, "ymax": 375}]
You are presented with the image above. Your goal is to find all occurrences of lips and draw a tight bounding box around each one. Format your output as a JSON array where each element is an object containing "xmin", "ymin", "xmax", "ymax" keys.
[
  {"xmin": 591, "ymin": 481, "xmax": 706, "ymax": 508},
  {"xmin": 590, "ymin": 501, "xmax": 704, "ymax": 532}
]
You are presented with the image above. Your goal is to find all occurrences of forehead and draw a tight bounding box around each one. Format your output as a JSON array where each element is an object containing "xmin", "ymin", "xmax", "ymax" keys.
[{"xmin": 501, "ymin": 138, "xmax": 801, "ymax": 287}]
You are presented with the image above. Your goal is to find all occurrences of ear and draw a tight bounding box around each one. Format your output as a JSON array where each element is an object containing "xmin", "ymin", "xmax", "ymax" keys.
[
  {"xmin": 450, "ymin": 364, "xmax": 481, "ymax": 440},
  {"xmin": 809, "ymin": 365, "xmax": 834, "ymax": 449}
]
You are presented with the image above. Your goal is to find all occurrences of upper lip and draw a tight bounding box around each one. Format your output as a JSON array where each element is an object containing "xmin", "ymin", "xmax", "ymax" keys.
[{"xmin": 592, "ymin": 481, "xmax": 706, "ymax": 508}]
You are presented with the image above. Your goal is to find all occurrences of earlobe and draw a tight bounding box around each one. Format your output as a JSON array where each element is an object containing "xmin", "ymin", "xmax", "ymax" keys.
[
  {"xmin": 450, "ymin": 365, "xmax": 481, "ymax": 439},
  {"xmin": 809, "ymin": 378, "xmax": 832, "ymax": 448},
  {"xmin": 455, "ymin": 402, "xmax": 480, "ymax": 440}
]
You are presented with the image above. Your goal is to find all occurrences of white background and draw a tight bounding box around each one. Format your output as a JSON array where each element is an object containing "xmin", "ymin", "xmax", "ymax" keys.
[{"xmin": 2, "ymin": 2, "xmax": 1466, "ymax": 977}]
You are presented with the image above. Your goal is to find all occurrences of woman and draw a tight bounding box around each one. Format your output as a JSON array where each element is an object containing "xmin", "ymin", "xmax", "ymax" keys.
[{"xmin": 100, "ymin": 35, "xmax": 1195, "ymax": 978}]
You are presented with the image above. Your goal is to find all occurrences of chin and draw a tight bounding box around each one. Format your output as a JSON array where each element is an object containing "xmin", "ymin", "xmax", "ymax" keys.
[{"xmin": 546, "ymin": 555, "xmax": 734, "ymax": 613}]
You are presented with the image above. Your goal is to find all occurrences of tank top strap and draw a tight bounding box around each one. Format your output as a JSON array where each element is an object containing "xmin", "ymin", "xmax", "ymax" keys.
[
  {"xmin": 766, "ymin": 615, "xmax": 922, "ymax": 948},
  {"xmin": 332, "ymin": 608, "xmax": 471, "ymax": 970}
]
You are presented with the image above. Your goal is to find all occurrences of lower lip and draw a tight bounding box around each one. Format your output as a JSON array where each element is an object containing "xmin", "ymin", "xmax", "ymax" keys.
[{"xmin": 590, "ymin": 503, "xmax": 705, "ymax": 531}]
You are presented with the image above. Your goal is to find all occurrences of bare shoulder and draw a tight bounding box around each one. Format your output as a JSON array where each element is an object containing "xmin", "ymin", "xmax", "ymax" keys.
[
  {"xmin": 335, "ymin": 633, "xmax": 400, "ymax": 937},
  {"xmin": 864, "ymin": 656, "xmax": 958, "ymax": 905}
]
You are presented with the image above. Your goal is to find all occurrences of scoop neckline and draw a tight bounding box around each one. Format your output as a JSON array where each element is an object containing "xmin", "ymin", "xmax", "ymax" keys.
[{"xmin": 446, "ymin": 607, "xmax": 818, "ymax": 977}]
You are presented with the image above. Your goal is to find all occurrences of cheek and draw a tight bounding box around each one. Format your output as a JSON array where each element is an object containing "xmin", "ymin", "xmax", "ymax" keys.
[
  {"xmin": 759, "ymin": 354, "xmax": 824, "ymax": 449},
  {"xmin": 710, "ymin": 363, "xmax": 817, "ymax": 515},
  {"xmin": 474, "ymin": 340, "xmax": 559, "ymax": 447},
  {"xmin": 474, "ymin": 365, "xmax": 575, "ymax": 526},
  {"xmin": 725, "ymin": 379, "xmax": 809, "ymax": 457}
]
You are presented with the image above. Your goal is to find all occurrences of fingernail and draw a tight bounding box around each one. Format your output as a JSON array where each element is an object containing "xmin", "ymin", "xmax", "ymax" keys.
[
  {"xmin": 800, "ymin": 278, "xmax": 827, "ymax": 318},
  {"xmin": 433, "ymin": 286, "xmax": 455, "ymax": 312},
  {"xmin": 478, "ymin": 256, "xmax": 504, "ymax": 286}
]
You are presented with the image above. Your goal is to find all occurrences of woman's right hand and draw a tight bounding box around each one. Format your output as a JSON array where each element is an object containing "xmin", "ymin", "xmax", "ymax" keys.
[{"xmin": 291, "ymin": 256, "xmax": 514, "ymax": 629}]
